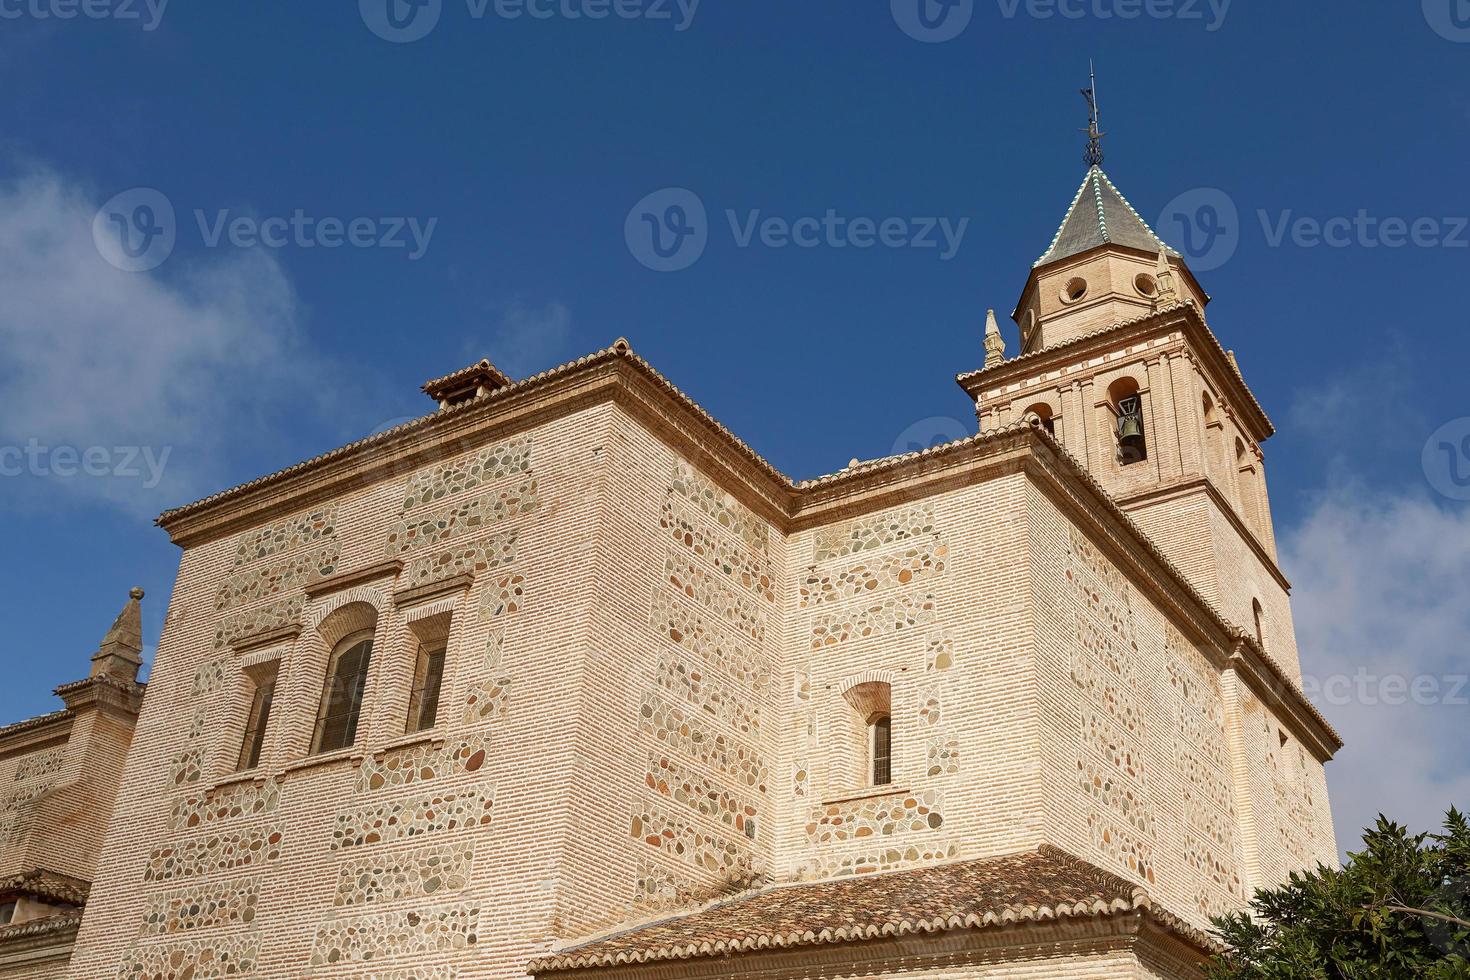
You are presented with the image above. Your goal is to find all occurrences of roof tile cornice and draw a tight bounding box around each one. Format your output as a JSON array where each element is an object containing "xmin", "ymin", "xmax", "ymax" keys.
[{"xmin": 528, "ymin": 845, "xmax": 1219, "ymax": 973}]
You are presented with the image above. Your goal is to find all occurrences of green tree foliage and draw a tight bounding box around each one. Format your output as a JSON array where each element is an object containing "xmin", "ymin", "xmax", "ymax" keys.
[{"xmin": 1209, "ymin": 809, "xmax": 1470, "ymax": 979}]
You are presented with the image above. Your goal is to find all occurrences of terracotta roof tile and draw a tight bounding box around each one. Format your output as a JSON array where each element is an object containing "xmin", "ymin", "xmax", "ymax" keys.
[{"xmin": 529, "ymin": 846, "xmax": 1216, "ymax": 973}]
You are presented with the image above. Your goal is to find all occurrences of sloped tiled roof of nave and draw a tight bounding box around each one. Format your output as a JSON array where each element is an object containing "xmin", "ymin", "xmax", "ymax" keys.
[
  {"xmin": 1035, "ymin": 166, "xmax": 1178, "ymax": 267},
  {"xmin": 529, "ymin": 845, "xmax": 1217, "ymax": 972}
]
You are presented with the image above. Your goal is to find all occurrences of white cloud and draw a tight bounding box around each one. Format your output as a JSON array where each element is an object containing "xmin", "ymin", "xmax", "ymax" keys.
[
  {"xmin": 479, "ymin": 300, "xmax": 572, "ymax": 378},
  {"xmin": 0, "ymin": 169, "xmax": 322, "ymax": 515},
  {"xmin": 1282, "ymin": 487, "xmax": 1470, "ymax": 852}
]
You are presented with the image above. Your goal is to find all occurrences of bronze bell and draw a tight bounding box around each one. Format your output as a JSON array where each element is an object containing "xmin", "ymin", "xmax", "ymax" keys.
[{"xmin": 1117, "ymin": 396, "xmax": 1146, "ymax": 462}]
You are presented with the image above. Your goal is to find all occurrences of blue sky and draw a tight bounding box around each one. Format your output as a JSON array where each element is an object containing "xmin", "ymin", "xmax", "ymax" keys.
[{"xmin": 0, "ymin": 1, "xmax": 1466, "ymax": 851}]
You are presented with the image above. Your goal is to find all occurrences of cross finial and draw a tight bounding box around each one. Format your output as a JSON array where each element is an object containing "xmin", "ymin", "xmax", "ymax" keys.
[{"xmin": 1081, "ymin": 61, "xmax": 1104, "ymax": 167}]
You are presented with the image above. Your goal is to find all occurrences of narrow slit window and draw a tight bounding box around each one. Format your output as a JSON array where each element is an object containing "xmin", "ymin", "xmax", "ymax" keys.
[
  {"xmin": 313, "ymin": 631, "xmax": 374, "ymax": 754},
  {"xmin": 871, "ymin": 715, "xmax": 893, "ymax": 786},
  {"xmin": 406, "ymin": 643, "xmax": 448, "ymax": 734},
  {"xmin": 236, "ymin": 670, "xmax": 277, "ymax": 771}
]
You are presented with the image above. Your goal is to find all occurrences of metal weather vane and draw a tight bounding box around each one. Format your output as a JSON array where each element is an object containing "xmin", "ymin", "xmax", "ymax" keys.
[{"xmin": 1081, "ymin": 61, "xmax": 1105, "ymax": 167}]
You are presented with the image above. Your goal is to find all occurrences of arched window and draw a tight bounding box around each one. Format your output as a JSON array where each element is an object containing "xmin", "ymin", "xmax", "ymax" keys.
[
  {"xmin": 841, "ymin": 678, "xmax": 893, "ymax": 789},
  {"xmin": 1253, "ymin": 599, "xmax": 1266, "ymax": 650},
  {"xmin": 870, "ymin": 714, "xmax": 893, "ymax": 786},
  {"xmin": 1236, "ymin": 438, "xmax": 1263, "ymax": 531},
  {"xmin": 406, "ymin": 640, "xmax": 447, "ymax": 734},
  {"xmin": 1025, "ymin": 402, "xmax": 1057, "ymax": 438},
  {"xmin": 236, "ymin": 667, "xmax": 277, "ymax": 771},
  {"xmin": 313, "ymin": 630, "xmax": 374, "ymax": 754},
  {"xmin": 1108, "ymin": 377, "xmax": 1147, "ymax": 465}
]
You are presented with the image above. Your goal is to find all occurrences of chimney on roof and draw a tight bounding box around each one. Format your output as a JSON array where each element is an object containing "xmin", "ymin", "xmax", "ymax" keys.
[
  {"xmin": 91, "ymin": 588, "xmax": 145, "ymax": 684},
  {"xmin": 422, "ymin": 358, "xmax": 514, "ymax": 411}
]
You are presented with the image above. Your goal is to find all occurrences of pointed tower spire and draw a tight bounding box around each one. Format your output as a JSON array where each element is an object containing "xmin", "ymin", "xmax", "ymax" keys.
[
  {"xmin": 983, "ymin": 309, "xmax": 1007, "ymax": 369},
  {"xmin": 91, "ymin": 587, "xmax": 145, "ymax": 682},
  {"xmin": 1081, "ymin": 62, "xmax": 1105, "ymax": 167}
]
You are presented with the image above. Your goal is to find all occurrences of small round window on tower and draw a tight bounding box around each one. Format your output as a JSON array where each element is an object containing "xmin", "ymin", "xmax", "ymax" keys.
[
  {"xmin": 1134, "ymin": 273, "xmax": 1158, "ymax": 297},
  {"xmin": 1060, "ymin": 277, "xmax": 1088, "ymax": 304}
]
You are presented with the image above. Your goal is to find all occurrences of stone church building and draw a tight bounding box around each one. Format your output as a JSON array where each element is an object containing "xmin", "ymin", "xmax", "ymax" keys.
[{"xmin": 0, "ymin": 165, "xmax": 1340, "ymax": 978}]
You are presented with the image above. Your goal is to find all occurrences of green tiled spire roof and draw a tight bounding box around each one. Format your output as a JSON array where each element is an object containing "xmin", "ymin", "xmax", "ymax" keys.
[{"xmin": 1035, "ymin": 167, "xmax": 1177, "ymax": 267}]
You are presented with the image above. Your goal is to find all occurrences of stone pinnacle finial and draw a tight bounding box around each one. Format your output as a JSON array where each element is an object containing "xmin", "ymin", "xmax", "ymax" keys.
[
  {"xmin": 91, "ymin": 587, "xmax": 146, "ymax": 682},
  {"xmin": 983, "ymin": 309, "xmax": 1007, "ymax": 369},
  {"xmin": 1154, "ymin": 248, "xmax": 1179, "ymax": 307}
]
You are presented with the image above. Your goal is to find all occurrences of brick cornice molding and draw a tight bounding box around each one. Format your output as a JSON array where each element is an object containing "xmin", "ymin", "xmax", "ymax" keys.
[
  {"xmin": 1115, "ymin": 475, "xmax": 1290, "ymax": 591},
  {"xmin": 958, "ymin": 301, "xmax": 1272, "ymax": 442}
]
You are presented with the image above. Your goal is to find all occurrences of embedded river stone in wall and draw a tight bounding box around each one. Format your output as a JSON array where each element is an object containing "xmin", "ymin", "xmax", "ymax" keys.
[
  {"xmin": 214, "ymin": 541, "xmax": 341, "ymax": 611},
  {"xmin": 191, "ymin": 660, "xmax": 228, "ymax": 697},
  {"xmin": 629, "ymin": 802, "xmax": 754, "ymax": 877},
  {"xmin": 116, "ymin": 934, "xmax": 260, "ymax": 980},
  {"xmin": 478, "ymin": 571, "xmax": 526, "ymax": 620},
  {"xmin": 926, "ymin": 731, "xmax": 960, "ymax": 777},
  {"xmin": 0, "ymin": 780, "xmax": 58, "ymax": 810},
  {"xmin": 660, "ymin": 497, "xmax": 774, "ymax": 601},
  {"xmin": 1077, "ymin": 756, "xmax": 1153, "ymax": 836},
  {"xmin": 634, "ymin": 856, "xmax": 700, "ymax": 912},
  {"xmin": 143, "ymin": 825, "xmax": 284, "ymax": 883},
  {"xmin": 813, "ymin": 504, "xmax": 936, "ymax": 562},
  {"xmin": 170, "ymin": 781, "xmax": 280, "ymax": 832},
  {"xmin": 803, "ymin": 840, "xmax": 961, "ymax": 880},
  {"xmin": 308, "ymin": 901, "xmax": 481, "ymax": 966},
  {"xmin": 233, "ymin": 506, "xmax": 338, "ymax": 567},
  {"xmin": 805, "ymin": 790, "xmax": 945, "ymax": 845},
  {"xmin": 139, "ymin": 877, "xmax": 260, "ymax": 936},
  {"xmin": 332, "ymin": 841, "xmax": 474, "ymax": 907},
  {"xmin": 462, "ymin": 676, "xmax": 511, "ymax": 726},
  {"xmin": 385, "ymin": 480, "xmax": 539, "ymax": 559},
  {"xmin": 638, "ymin": 693, "xmax": 766, "ymax": 791},
  {"xmin": 798, "ymin": 545, "xmax": 947, "ymax": 608},
  {"xmin": 648, "ymin": 591, "xmax": 767, "ymax": 691},
  {"xmin": 654, "ymin": 652, "xmax": 759, "ymax": 737},
  {"xmin": 356, "ymin": 735, "xmax": 490, "ymax": 793},
  {"xmin": 13, "ymin": 745, "xmax": 64, "ymax": 782},
  {"xmin": 926, "ymin": 633, "xmax": 955, "ymax": 672},
  {"xmin": 646, "ymin": 752, "xmax": 758, "ymax": 837},
  {"xmin": 401, "ymin": 437, "xmax": 531, "ymax": 511},
  {"xmin": 169, "ymin": 747, "xmax": 204, "ymax": 788},
  {"xmin": 668, "ymin": 462, "xmax": 769, "ymax": 554},
  {"xmin": 332, "ymin": 788, "xmax": 494, "ymax": 851},
  {"xmin": 1088, "ymin": 811, "xmax": 1155, "ymax": 884},
  {"xmin": 401, "ymin": 530, "xmax": 518, "ymax": 591},
  {"xmin": 1071, "ymin": 643, "xmax": 1143, "ymax": 736},
  {"xmin": 214, "ymin": 595, "xmax": 305, "ymax": 649},
  {"xmin": 809, "ymin": 591, "xmax": 937, "ymax": 649},
  {"xmin": 356, "ymin": 968, "xmax": 458, "ymax": 980},
  {"xmin": 664, "ymin": 553, "xmax": 766, "ymax": 642}
]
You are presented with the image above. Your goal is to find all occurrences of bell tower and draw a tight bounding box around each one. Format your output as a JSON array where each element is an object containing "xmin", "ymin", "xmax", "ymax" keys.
[{"xmin": 961, "ymin": 120, "xmax": 1304, "ymax": 682}]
